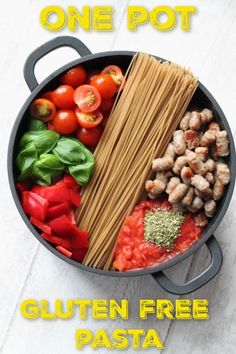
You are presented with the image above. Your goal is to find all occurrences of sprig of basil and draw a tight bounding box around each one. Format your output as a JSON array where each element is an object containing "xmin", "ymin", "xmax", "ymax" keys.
[
  {"xmin": 16, "ymin": 142, "xmax": 38, "ymax": 181},
  {"xmin": 32, "ymin": 153, "xmax": 65, "ymax": 185},
  {"xmin": 19, "ymin": 130, "xmax": 59, "ymax": 155},
  {"xmin": 28, "ymin": 119, "xmax": 47, "ymax": 131}
]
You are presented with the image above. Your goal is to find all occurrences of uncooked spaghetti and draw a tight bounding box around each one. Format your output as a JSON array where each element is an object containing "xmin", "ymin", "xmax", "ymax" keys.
[{"xmin": 75, "ymin": 53, "xmax": 198, "ymax": 269}]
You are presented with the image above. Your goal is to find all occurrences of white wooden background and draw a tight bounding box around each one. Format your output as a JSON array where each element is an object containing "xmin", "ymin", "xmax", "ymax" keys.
[{"xmin": 0, "ymin": 0, "xmax": 236, "ymax": 353}]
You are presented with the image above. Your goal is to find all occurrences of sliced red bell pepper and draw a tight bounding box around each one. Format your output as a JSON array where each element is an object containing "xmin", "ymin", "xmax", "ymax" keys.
[
  {"xmin": 46, "ymin": 202, "xmax": 71, "ymax": 219},
  {"xmin": 48, "ymin": 214, "xmax": 78, "ymax": 238},
  {"xmin": 31, "ymin": 181, "xmax": 69, "ymax": 203},
  {"xmin": 72, "ymin": 230, "xmax": 89, "ymax": 249},
  {"xmin": 68, "ymin": 189, "xmax": 81, "ymax": 207},
  {"xmin": 72, "ymin": 248, "xmax": 88, "ymax": 262},
  {"xmin": 16, "ymin": 181, "xmax": 30, "ymax": 193},
  {"xmin": 63, "ymin": 174, "xmax": 80, "ymax": 191},
  {"xmin": 56, "ymin": 246, "xmax": 72, "ymax": 258},
  {"xmin": 30, "ymin": 216, "xmax": 51, "ymax": 234},
  {"xmin": 41, "ymin": 232, "xmax": 62, "ymax": 245},
  {"xmin": 61, "ymin": 238, "xmax": 72, "ymax": 251},
  {"xmin": 22, "ymin": 192, "xmax": 48, "ymax": 221}
]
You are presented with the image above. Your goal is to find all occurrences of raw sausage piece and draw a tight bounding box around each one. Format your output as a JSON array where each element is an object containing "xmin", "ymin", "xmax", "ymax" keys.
[
  {"xmin": 205, "ymin": 159, "xmax": 215, "ymax": 172},
  {"xmin": 201, "ymin": 130, "xmax": 216, "ymax": 147},
  {"xmin": 212, "ymin": 179, "xmax": 224, "ymax": 200},
  {"xmin": 216, "ymin": 163, "xmax": 230, "ymax": 185},
  {"xmin": 173, "ymin": 156, "xmax": 187, "ymax": 175},
  {"xmin": 180, "ymin": 112, "xmax": 191, "ymax": 131},
  {"xmin": 152, "ymin": 157, "xmax": 174, "ymax": 172},
  {"xmin": 194, "ymin": 213, "xmax": 208, "ymax": 227},
  {"xmin": 188, "ymin": 196, "xmax": 204, "ymax": 213},
  {"xmin": 208, "ymin": 121, "xmax": 220, "ymax": 131},
  {"xmin": 168, "ymin": 183, "xmax": 188, "ymax": 204},
  {"xmin": 195, "ymin": 187, "xmax": 212, "ymax": 201},
  {"xmin": 189, "ymin": 111, "xmax": 202, "ymax": 131},
  {"xmin": 164, "ymin": 143, "xmax": 176, "ymax": 160},
  {"xmin": 201, "ymin": 108, "xmax": 213, "ymax": 124},
  {"xmin": 187, "ymin": 152, "xmax": 207, "ymax": 175},
  {"xmin": 191, "ymin": 175, "xmax": 210, "ymax": 192},
  {"xmin": 166, "ymin": 177, "xmax": 181, "ymax": 195},
  {"xmin": 173, "ymin": 130, "xmax": 186, "ymax": 155},
  {"xmin": 204, "ymin": 200, "xmax": 217, "ymax": 218},
  {"xmin": 181, "ymin": 187, "xmax": 195, "ymax": 206},
  {"xmin": 181, "ymin": 166, "xmax": 194, "ymax": 185},
  {"xmin": 195, "ymin": 147, "xmax": 208, "ymax": 162},
  {"xmin": 145, "ymin": 179, "xmax": 166, "ymax": 195},
  {"xmin": 184, "ymin": 130, "xmax": 200, "ymax": 150},
  {"xmin": 205, "ymin": 172, "xmax": 215, "ymax": 185},
  {"xmin": 215, "ymin": 131, "xmax": 229, "ymax": 157}
]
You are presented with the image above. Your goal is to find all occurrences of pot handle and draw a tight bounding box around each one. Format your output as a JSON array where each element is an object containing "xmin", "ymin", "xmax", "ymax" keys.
[
  {"xmin": 24, "ymin": 36, "xmax": 92, "ymax": 92},
  {"xmin": 152, "ymin": 235, "xmax": 223, "ymax": 295}
]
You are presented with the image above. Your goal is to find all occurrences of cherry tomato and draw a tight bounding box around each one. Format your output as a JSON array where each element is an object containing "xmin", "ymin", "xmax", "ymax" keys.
[
  {"xmin": 60, "ymin": 66, "xmax": 87, "ymax": 88},
  {"xmin": 51, "ymin": 85, "xmax": 75, "ymax": 109},
  {"xmin": 52, "ymin": 110, "xmax": 78, "ymax": 135},
  {"xmin": 47, "ymin": 121, "xmax": 55, "ymax": 131},
  {"xmin": 30, "ymin": 98, "xmax": 56, "ymax": 122},
  {"xmin": 102, "ymin": 65, "xmax": 124, "ymax": 87},
  {"xmin": 76, "ymin": 126, "xmax": 103, "ymax": 146},
  {"xmin": 100, "ymin": 97, "xmax": 115, "ymax": 113},
  {"xmin": 90, "ymin": 74, "xmax": 117, "ymax": 100},
  {"xmin": 75, "ymin": 108, "xmax": 103, "ymax": 128},
  {"xmin": 86, "ymin": 69, "xmax": 100, "ymax": 84},
  {"xmin": 73, "ymin": 85, "xmax": 101, "ymax": 113}
]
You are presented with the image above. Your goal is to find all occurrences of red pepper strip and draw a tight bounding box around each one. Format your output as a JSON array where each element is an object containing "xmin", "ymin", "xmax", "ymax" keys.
[
  {"xmin": 56, "ymin": 246, "xmax": 72, "ymax": 258},
  {"xmin": 30, "ymin": 216, "xmax": 51, "ymax": 234},
  {"xmin": 16, "ymin": 181, "xmax": 30, "ymax": 193},
  {"xmin": 72, "ymin": 248, "xmax": 88, "ymax": 262},
  {"xmin": 68, "ymin": 189, "xmax": 81, "ymax": 207},
  {"xmin": 72, "ymin": 230, "xmax": 89, "ymax": 249},
  {"xmin": 22, "ymin": 192, "xmax": 48, "ymax": 221},
  {"xmin": 63, "ymin": 174, "xmax": 80, "ymax": 191},
  {"xmin": 61, "ymin": 239, "xmax": 72, "ymax": 251},
  {"xmin": 46, "ymin": 202, "xmax": 71, "ymax": 220},
  {"xmin": 48, "ymin": 214, "xmax": 79, "ymax": 238},
  {"xmin": 31, "ymin": 181, "xmax": 69, "ymax": 203},
  {"xmin": 41, "ymin": 232, "xmax": 62, "ymax": 245}
]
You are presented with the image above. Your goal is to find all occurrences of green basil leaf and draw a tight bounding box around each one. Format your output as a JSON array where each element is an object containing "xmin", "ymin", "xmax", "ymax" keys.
[
  {"xmin": 16, "ymin": 142, "xmax": 38, "ymax": 181},
  {"xmin": 28, "ymin": 119, "xmax": 47, "ymax": 131},
  {"xmin": 32, "ymin": 153, "xmax": 65, "ymax": 185},
  {"xmin": 19, "ymin": 130, "xmax": 60, "ymax": 154},
  {"xmin": 53, "ymin": 137, "xmax": 87, "ymax": 165},
  {"xmin": 69, "ymin": 160, "xmax": 95, "ymax": 186}
]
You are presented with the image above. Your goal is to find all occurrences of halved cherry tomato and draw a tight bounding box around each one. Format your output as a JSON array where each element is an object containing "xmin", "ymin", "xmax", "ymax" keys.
[
  {"xmin": 52, "ymin": 109, "xmax": 78, "ymax": 135},
  {"xmin": 42, "ymin": 91, "xmax": 53, "ymax": 100},
  {"xmin": 86, "ymin": 69, "xmax": 100, "ymax": 84},
  {"xmin": 101, "ymin": 65, "xmax": 124, "ymax": 87},
  {"xmin": 99, "ymin": 97, "xmax": 115, "ymax": 113},
  {"xmin": 51, "ymin": 85, "xmax": 75, "ymax": 109},
  {"xmin": 75, "ymin": 108, "xmax": 103, "ymax": 129},
  {"xmin": 73, "ymin": 85, "xmax": 101, "ymax": 113},
  {"xmin": 76, "ymin": 126, "xmax": 103, "ymax": 146},
  {"xmin": 60, "ymin": 66, "xmax": 87, "ymax": 88},
  {"xmin": 90, "ymin": 74, "xmax": 117, "ymax": 100},
  {"xmin": 30, "ymin": 98, "xmax": 56, "ymax": 122}
]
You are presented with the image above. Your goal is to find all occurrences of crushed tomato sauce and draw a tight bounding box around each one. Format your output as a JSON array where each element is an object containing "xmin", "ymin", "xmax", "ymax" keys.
[{"xmin": 113, "ymin": 199, "xmax": 202, "ymax": 272}]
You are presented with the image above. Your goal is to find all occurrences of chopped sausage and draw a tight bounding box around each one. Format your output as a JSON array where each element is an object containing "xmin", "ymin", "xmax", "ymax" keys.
[
  {"xmin": 189, "ymin": 111, "xmax": 202, "ymax": 131},
  {"xmin": 181, "ymin": 166, "xmax": 194, "ymax": 185},
  {"xmin": 205, "ymin": 159, "xmax": 215, "ymax": 172},
  {"xmin": 179, "ymin": 112, "xmax": 191, "ymax": 131},
  {"xmin": 166, "ymin": 177, "xmax": 181, "ymax": 194},
  {"xmin": 168, "ymin": 183, "xmax": 188, "ymax": 204},
  {"xmin": 173, "ymin": 156, "xmax": 187, "ymax": 175},
  {"xmin": 194, "ymin": 213, "xmax": 208, "ymax": 227},
  {"xmin": 164, "ymin": 143, "xmax": 176, "ymax": 160},
  {"xmin": 204, "ymin": 200, "xmax": 217, "ymax": 218},
  {"xmin": 195, "ymin": 147, "xmax": 208, "ymax": 161},
  {"xmin": 208, "ymin": 121, "xmax": 220, "ymax": 131},
  {"xmin": 187, "ymin": 152, "xmax": 207, "ymax": 175},
  {"xmin": 191, "ymin": 175, "xmax": 210, "ymax": 192},
  {"xmin": 205, "ymin": 172, "xmax": 215, "ymax": 184},
  {"xmin": 188, "ymin": 196, "xmax": 204, "ymax": 213},
  {"xmin": 181, "ymin": 187, "xmax": 195, "ymax": 206},
  {"xmin": 216, "ymin": 163, "xmax": 230, "ymax": 185},
  {"xmin": 200, "ymin": 108, "xmax": 213, "ymax": 124},
  {"xmin": 201, "ymin": 130, "xmax": 216, "ymax": 147},
  {"xmin": 173, "ymin": 130, "xmax": 186, "ymax": 155},
  {"xmin": 184, "ymin": 130, "xmax": 200, "ymax": 149},
  {"xmin": 145, "ymin": 179, "xmax": 166, "ymax": 195},
  {"xmin": 215, "ymin": 130, "xmax": 229, "ymax": 157},
  {"xmin": 212, "ymin": 179, "xmax": 224, "ymax": 200},
  {"xmin": 152, "ymin": 157, "xmax": 174, "ymax": 172},
  {"xmin": 155, "ymin": 171, "xmax": 172, "ymax": 186},
  {"xmin": 148, "ymin": 192, "xmax": 157, "ymax": 200},
  {"xmin": 195, "ymin": 187, "xmax": 212, "ymax": 201}
]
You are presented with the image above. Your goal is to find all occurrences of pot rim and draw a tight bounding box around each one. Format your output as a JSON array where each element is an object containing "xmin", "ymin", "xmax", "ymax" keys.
[{"xmin": 7, "ymin": 50, "xmax": 236, "ymax": 277}]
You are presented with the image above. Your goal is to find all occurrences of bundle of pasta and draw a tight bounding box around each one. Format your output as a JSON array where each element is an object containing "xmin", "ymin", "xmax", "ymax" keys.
[{"xmin": 75, "ymin": 53, "xmax": 198, "ymax": 269}]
